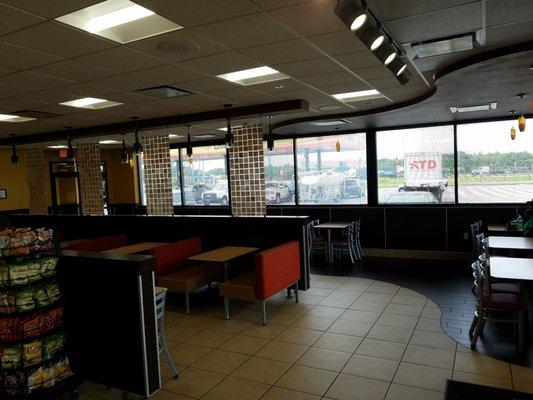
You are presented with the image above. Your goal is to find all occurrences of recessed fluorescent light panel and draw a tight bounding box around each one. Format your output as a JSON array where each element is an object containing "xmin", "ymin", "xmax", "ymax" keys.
[
  {"xmin": 449, "ymin": 102, "xmax": 497, "ymax": 113},
  {"xmin": 217, "ymin": 66, "xmax": 289, "ymax": 86},
  {"xmin": 310, "ymin": 119, "xmax": 350, "ymax": 127},
  {"xmin": 412, "ymin": 33, "xmax": 474, "ymax": 59},
  {"xmin": 169, "ymin": 134, "xmax": 184, "ymax": 139},
  {"xmin": 46, "ymin": 145, "xmax": 68, "ymax": 149},
  {"xmin": 332, "ymin": 89, "xmax": 384, "ymax": 103},
  {"xmin": 60, "ymin": 97, "xmax": 122, "ymax": 109},
  {"xmin": 55, "ymin": 0, "xmax": 182, "ymax": 44},
  {"xmin": 217, "ymin": 126, "xmax": 242, "ymax": 131},
  {"xmin": 98, "ymin": 140, "xmax": 120, "ymax": 144},
  {"xmin": 194, "ymin": 134, "xmax": 215, "ymax": 139},
  {"xmin": 0, "ymin": 114, "xmax": 36, "ymax": 122}
]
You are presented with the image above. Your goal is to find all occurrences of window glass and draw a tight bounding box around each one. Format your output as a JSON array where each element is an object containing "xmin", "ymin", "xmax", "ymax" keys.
[
  {"xmin": 264, "ymin": 139, "xmax": 296, "ymax": 205},
  {"xmin": 377, "ymin": 126, "xmax": 455, "ymax": 204},
  {"xmin": 457, "ymin": 120, "xmax": 533, "ymax": 203},
  {"xmin": 138, "ymin": 154, "xmax": 146, "ymax": 206},
  {"xmin": 180, "ymin": 145, "xmax": 229, "ymax": 206},
  {"xmin": 296, "ymin": 133, "xmax": 367, "ymax": 205},
  {"xmin": 170, "ymin": 149, "xmax": 182, "ymax": 205}
]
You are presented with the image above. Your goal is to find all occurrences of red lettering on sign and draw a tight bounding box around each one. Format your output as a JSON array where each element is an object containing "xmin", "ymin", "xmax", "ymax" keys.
[{"xmin": 409, "ymin": 160, "xmax": 438, "ymax": 169}]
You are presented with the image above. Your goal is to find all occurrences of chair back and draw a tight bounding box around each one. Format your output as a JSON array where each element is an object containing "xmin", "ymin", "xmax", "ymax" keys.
[
  {"xmin": 470, "ymin": 221, "xmax": 482, "ymax": 253},
  {"xmin": 152, "ymin": 237, "xmax": 202, "ymax": 278},
  {"xmin": 472, "ymin": 261, "xmax": 487, "ymax": 311},
  {"xmin": 474, "ymin": 233, "xmax": 485, "ymax": 257},
  {"xmin": 155, "ymin": 287, "xmax": 167, "ymax": 324}
]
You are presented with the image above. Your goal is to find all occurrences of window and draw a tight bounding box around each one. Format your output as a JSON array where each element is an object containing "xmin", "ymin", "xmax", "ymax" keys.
[
  {"xmin": 137, "ymin": 154, "xmax": 146, "ymax": 206},
  {"xmin": 377, "ymin": 126, "xmax": 454, "ymax": 204},
  {"xmin": 170, "ymin": 149, "xmax": 181, "ymax": 205},
  {"xmin": 457, "ymin": 120, "xmax": 533, "ymax": 203},
  {"xmin": 180, "ymin": 145, "xmax": 229, "ymax": 206},
  {"xmin": 264, "ymin": 139, "xmax": 296, "ymax": 205},
  {"xmin": 296, "ymin": 133, "xmax": 367, "ymax": 205}
]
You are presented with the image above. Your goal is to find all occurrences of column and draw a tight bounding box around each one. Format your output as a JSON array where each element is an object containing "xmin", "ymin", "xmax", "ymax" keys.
[
  {"xmin": 24, "ymin": 149, "xmax": 48, "ymax": 215},
  {"xmin": 143, "ymin": 133, "xmax": 173, "ymax": 215},
  {"xmin": 228, "ymin": 124, "xmax": 266, "ymax": 216},
  {"xmin": 77, "ymin": 142, "xmax": 104, "ymax": 215}
]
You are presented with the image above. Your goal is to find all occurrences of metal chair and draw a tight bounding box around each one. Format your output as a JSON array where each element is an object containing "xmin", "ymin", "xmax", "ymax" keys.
[
  {"xmin": 331, "ymin": 222, "xmax": 355, "ymax": 264},
  {"xmin": 470, "ymin": 220, "xmax": 482, "ymax": 257},
  {"xmin": 352, "ymin": 220, "xmax": 363, "ymax": 260},
  {"xmin": 310, "ymin": 219, "xmax": 327, "ymax": 259},
  {"xmin": 155, "ymin": 287, "xmax": 179, "ymax": 379}
]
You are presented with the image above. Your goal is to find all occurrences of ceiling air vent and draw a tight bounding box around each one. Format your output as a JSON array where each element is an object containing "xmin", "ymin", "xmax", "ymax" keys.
[
  {"xmin": 410, "ymin": 33, "xmax": 475, "ymax": 59},
  {"xmin": 137, "ymin": 85, "xmax": 193, "ymax": 98}
]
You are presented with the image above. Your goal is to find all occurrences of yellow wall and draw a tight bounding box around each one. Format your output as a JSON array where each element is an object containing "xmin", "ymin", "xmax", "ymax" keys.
[
  {"xmin": 100, "ymin": 148, "xmax": 137, "ymax": 203},
  {"xmin": 0, "ymin": 148, "xmax": 29, "ymax": 212}
]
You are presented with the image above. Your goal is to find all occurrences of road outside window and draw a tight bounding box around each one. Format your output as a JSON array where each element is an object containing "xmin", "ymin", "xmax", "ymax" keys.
[
  {"xmin": 296, "ymin": 134, "xmax": 367, "ymax": 205},
  {"xmin": 180, "ymin": 145, "xmax": 229, "ymax": 206},
  {"xmin": 457, "ymin": 120, "xmax": 533, "ymax": 203},
  {"xmin": 377, "ymin": 126, "xmax": 455, "ymax": 204},
  {"xmin": 264, "ymin": 139, "xmax": 296, "ymax": 205}
]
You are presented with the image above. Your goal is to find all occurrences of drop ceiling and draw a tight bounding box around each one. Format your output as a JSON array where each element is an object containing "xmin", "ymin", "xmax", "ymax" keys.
[{"xmin": 0, "ymin": 0, "xmax": 532, "ymax": 144}]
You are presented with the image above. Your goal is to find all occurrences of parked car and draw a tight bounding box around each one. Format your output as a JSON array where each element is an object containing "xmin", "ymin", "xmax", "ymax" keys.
[
  {"xmin": 472, "ymin": 166, "xmax": 490, "ymax": 175},
  {"xmin": 202, "ymin": 183, "xmax": 229, "ymax": 205},
  {"xmin": 386, "ymin": 192, "xmax": 438, "ymax": 204},
  {"xmin": 266, "ymin": 182, "xmax": 290, "ymax": 204},
  {"xmin": 183, "ymin": 184, "xmax": 208, "ymax": 204},
  {"xmin": 340, "ymin": 177, "xmax": 365, "ymax": 198},
  {"xmin": 378, "ymin": 167, "xmax": 398, "ymax": 178}
]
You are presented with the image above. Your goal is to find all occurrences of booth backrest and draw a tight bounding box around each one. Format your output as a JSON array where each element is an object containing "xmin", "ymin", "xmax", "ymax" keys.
[
  {"xmin": 152, "ymin": 237, "xmax": 202, "ymax": 278},
  {"xmin": 255, "ymin": 241, "xmax": 301, "ymax": 300},
  {"xmin": 68, "ymin": 234, "xmax": 127, "ymax": 252}
]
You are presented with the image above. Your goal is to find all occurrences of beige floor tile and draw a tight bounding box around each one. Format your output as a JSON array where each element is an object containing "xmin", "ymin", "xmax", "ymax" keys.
[
  {"xmin": 337, "ymin": 282, "xmax": 373, "ymax": 292},
  {"xmin": 160, "ymin": 362, "xmax": 186, "ymax": 382},
  {"xmin": 327, "ymin": 319, "xmax": 373, "ymax": 337},
  {"xmin": 185, "ymin": 329, "xmax": 233, "ymax": 348},
  {"xmin": 306, "ymin": 287, "xmax": 334, "ymax": 296},
  {"xmin": 377, "ymin": 313, "xmax": 419, "ymax": 329},
  {"xmin": 163, "ymin": 367, "xmax": 225, "ymax": 398},
  {"xmin": 313, "ymin": 332, "xmax": 363, "ymax": 353},
  {"xmin": 511, "ymin": 363, "xmax": 533, "ymax": 383},
  {"xmin": 178, "ymin": 315, "xmax": 222, "ymax": 329},
  {"xmin": 276, "ymin": 326, "xmax": 322, "ymax": 345},
  {"xmin": 349, "ymin": 299, "xmax": 389, "ymax": 313},
  {"xmin": 232, "ymin": 356, "xmax": 291, "ymax": 384},
  {"xmin": 266, "ymin": 311, "xmax": 303, "ymax": 325},
  {"xmin": 401, "ymin": 344, "xmax": 455, "ymax": 370},
  {"xmin": 297, "ymin": 294, "xmax": 326, "ymax": 305},
  {"xmin": 256, "ymin": 339, "xmax": 309, "ymax": 363},
  {"xmin": 384, "ymin": 304, "xmax": 423, "ymax": 317},
  {"xmin": 454, "ymin": 352, "xmax": 511, "ymax": 379},
  {"xmin": 292, "ymin": 315, "xmax": 337, "ymax": 331},
  {"xmin": 276, "ymin": 365, "xmax": 337, "ymax": 396},
  {"xmin": 391, "ymin": 295, "xmax": 427, "ymax": 307},
  {"xmin": 144, "ymin": 389, "xmax": 193, "ymax": 399},
  {"xmin": 358, "ymin": 292, "xmax": 394, "ymax": 303},
  {"xmin": 416, "ymin": 318, "xmax": 442, "ymax": 333},
  {"xmin": 241, "ymin": 323, "xmax": 286, "ymax": 339},
  {"xmin": 339, "ymin": 309, "xmax": 381, "ymax": 324},
  {"xmin": 202, "ymin": 376, "xmax": 269, "ymax": 400},
  {"xmin": 326, "ymin": 373, "xmax": 389, "ymax": 400},
  {"xmin": 396, "ymin": 288, "xmax": 426, "ymax": 298},
  {"xmin": 366, "ymin": 283, "xmax": 400, "ymax": 295},
  {"xmin": 356, "ymin": 338, "xmax": 407, "ymax": 361},
  {"xmin": 385, "ymin": 383, "xmax": 444, "ymax": 400},
  {"xmin": 452, "ymin": 371, "xmax": 513, "ymax": 390},
  {"xmin": 210, "ymin": 319, "xmax": 252, "ymax": 334},
  {"xmin": 297, "ymin": 347, "xmax": 351, "ymax": 372},
  {"xmin": 367, "ymin": 324, "xmax": 413, "ymax": 344},
  {"xmin": 165, "ymin": 325, "xmax": 202, "ymax": 343},
  {"xmin": 191, "ymin": 349, "xmax": 249, "ymax": 374},
  {"xmin": 261, "ymin": 386, "xmax": 321, "ymax": 400},
  {"xmin": 76, "ymin": 381, "xmax": 106, "ymax": 399},
  {"xmin": 306, "ymin": 305, "xmax": 345, "ymax": 319},
  {"xmin": 342, "ymin": 354, "xmax": 399, "ymax": 382},
  {"xmin": 169, "ymin": 343, "xmax": 212, "ymax": 365},
  {"xmin": 312, "ymin": 280, "xmax": 343, "ymax": 289},
  {"xmin": 272, "ymin": 302, "xmax": 313, "ymax": 315},
  {"xmin": 393, "ymin": 362, "xmax": 451, "ymax": 392},
  {"xmin": 218, "ymin": 334, "xmax": 270, "ymax": 355},
  {"xmin": 420, "ymin": 307, "xmax": 442, "ymax": 319},
  {"xmin": 409, "ymin": 330, "xmax": 456, "ymax": 351},
  {"xmin": 164, "ymin": 311, "xmax": 190, "ymax": 327},
  {"xmin": 318, "ymin": 292, "xmax": 362, "ymax": 308}
]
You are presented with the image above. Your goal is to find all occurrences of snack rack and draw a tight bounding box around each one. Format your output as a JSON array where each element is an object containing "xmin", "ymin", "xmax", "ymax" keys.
[{"xmin": 0, "ymin": 227, "xmax": 78, "ymax": 399}]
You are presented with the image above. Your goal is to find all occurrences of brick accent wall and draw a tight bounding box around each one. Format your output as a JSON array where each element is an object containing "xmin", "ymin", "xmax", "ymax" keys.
[
  {"xmin": 24, "ymin": 149, "xmax": 48, "ymax": 215},
  {"xmin": 76, "ymin": 142, "xmax": 104, "ymax": 215},
  {"xmin": 228, "ymin": 124, "xmax": 266, "ymax": 216},
  {"xmin": 144, "ymin": 133, "xmax": 173, "ymax": 216}
]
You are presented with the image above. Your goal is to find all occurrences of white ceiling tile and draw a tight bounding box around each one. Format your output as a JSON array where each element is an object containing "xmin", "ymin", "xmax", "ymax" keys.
[
  {"xmin": 74, "ymin": 47, "xmax": 169, "ymax": 73},
  {"xmin": 238, "ymin": 39, "xmax": 323, "ymax": 65},
  {"xmin": 2, "ymin": 22, "xmax": 116, "ymax": 58},
  {"xmin": 127, "ymin": 64, "xmax": 205, "ymax": 84},
  {"xmin": 486, "ymin": 0, "xmax": 533, "ymax": 26},
  {"xmin": 175, "ymin": 77, "xmax": 239, "ymax": 94},
  {"xmin": 0, "ymin": 0, "xmax": 102, "ymax": 18},
  {"xmin": 207, "ymin": 86, "xmax": 266, "ymax": 102},
  {"xmin": 372, "ymin": 0, "xmax": 478, "ymax": 21},
  {"xmin": 320, "ymin": 81, "xmax": 373, "ymax": 95},
  {"xmin": 0, "ymin": 40, "xmax": 63, "ymax": 70},
  {"xmin": 334, "ymin": 52, "xmax": 382, "ymax": 70},
  {"xmin": 300, "ymin": 70, "xmax": 364, "ymax": 87},
  {"xmin": 251, "ymin": 78, "xmax": 309, "ymax": 95},
  {"xmin": 307, "ymin": 30, "xmax": 367, "ymax": 55},
  {"xmin": 191, "ymin": 13, "xmax": 295, "ymax": 49},
  {"xmin": 103, "ymin": 92, "xmax": 153, "ymax": 105},
  {"xmin": 252, "ymin": 0, "xmax": 314, "ymax": 11},
  {"xmin": 0, "ymin": 97, "xmax": 49, "ymax": 112},
  {"xmin": 180, "ymin": 51, "xmax": 261, "ymax": 76},
  {"xmin": 0, "ymin": 66, "xmax": 16, "ymax": 76},
  {"xmin": 0, "ymin": 71, "xmax": 74, "ymax": 90},
  {"xmin": 31, "ymin": 60, "xmax": 118, "ymax": 82},
  {"xmin": 91, "ymin": 74, "xmax": 159, "ymax": 92},
  {"xmin": 0, "ymin": 3, "xmax": 45, "ymax": 36},
  {"xmin": 56, "ymin": 83, "xmax": 119, "ymax": 97},
  {"xmin": 0, "ymin": 82, "xmax": 37, "ymax": 97},
  {"xmin": 274, "ymin": 57, "xmax": 342, "ymax": 78}
]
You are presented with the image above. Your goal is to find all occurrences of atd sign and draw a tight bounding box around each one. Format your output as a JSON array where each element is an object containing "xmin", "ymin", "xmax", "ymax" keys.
[{"xmin": 409, "ymin": 160, "xmax": 437, "ymax": 170}]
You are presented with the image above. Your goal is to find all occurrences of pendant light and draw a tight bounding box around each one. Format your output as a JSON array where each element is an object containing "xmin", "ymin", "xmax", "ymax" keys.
[
  {"xmin": 510, "ymin": 110, "xmax": 517, "ymax": 140},
  {"xmin": 131, "ymin": 116, "xmax": 143, "ymax": 155},
  {"xmin": 266, "ymin": 115, "xmax": 274, "ymax": 151},
  {"xmin": 9, "ymin": 134, "xmax": 18, "ymax": 166},
  {"xmin": 120, "ymin": 134, "xmax": 129, "ymax": 164},
  {"xmin": 517, "ymin": 93, "xmax": 526, "ymax": 132},
  {"xmin": 224, "ymin": 104, "xmax": 234, "ymax": 148},
  {"xmin": 335, "ymin": 128, "xmax": 341, "ymax": 152},
  {"xmin": 186, "ymin": 124, "xmax": 193, "ymax": 164}
]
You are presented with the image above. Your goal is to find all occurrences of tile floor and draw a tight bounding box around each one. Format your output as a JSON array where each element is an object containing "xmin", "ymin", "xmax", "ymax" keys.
[{"xmin": 76, "ymin": 275, "xmax": 533, "ymax": 400}]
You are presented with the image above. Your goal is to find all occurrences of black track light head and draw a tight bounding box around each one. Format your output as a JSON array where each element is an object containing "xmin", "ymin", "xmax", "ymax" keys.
[
  {"xmin": 358, "ymin": 25, "xmax": 385, "ymax": 51},
  {"xmin": 335, "ymin": 0, "xmax": 367, "ymax": 32}
]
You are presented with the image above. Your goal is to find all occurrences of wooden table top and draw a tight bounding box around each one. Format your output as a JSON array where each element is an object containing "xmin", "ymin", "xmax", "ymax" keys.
[
  {"xmin": 490, "ymin": 256, "xmax": 533, "ymax": 281},
  {"xmin": 189, "ymin": 246, "xmax": 259, "ymax": 263},
  {"xmin": 314, "ymin": 222, "xmax": 351, "ymax": 229},
  {"xmin": 487, "ymin": 236, "xmax": 533, "ymax": 251},
  {"xmin": 102, "ymin": 242, "xmax": 166, "ymax": 254}
]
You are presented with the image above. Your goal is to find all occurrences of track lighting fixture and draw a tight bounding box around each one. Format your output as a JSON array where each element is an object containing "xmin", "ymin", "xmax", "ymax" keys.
[
  {"xmin": 359, "ymin": 25, "xmax": 384, "ymax": 51},
  {"xmin": 9, "ymin": 134, "xmax": 18, "ymax": 166},
  {"xmin": 334, "ymin": 0, "xmax": 367, "ymax": 32},
  {"xmin": 266, "ymin": 115, "xmax": 274, "ymax": 151},
  {"xmin": 131, "ymin": 116, "xmax": 143, "ymax": 154},
  {"xmin": 186, "ymin": 125, "xmax": 193, "ymax": 164},
  {"xmin": 374, "ymin": 41, "xmax": 396, "ymax": 65},
  {"xmin": 517, "ymin": 93, "xmax": 526, "ymax": 132},
  {"xmin": 121, "ymin": 134, "xmax": 129, "ymax": 164},
  {"xmin": 224, "ymin": 104, "xmax": 234, "ymax": 149}
]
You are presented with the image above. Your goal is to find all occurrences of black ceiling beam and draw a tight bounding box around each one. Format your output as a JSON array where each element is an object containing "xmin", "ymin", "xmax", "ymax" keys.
[{"xmin": 0, "ymin": 99, "xmax": 308, "ymax": 146}]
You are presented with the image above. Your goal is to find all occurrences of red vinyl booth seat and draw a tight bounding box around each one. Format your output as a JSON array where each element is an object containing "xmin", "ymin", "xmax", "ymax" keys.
[
  {"xmin": 68, "ymin": 234, "xmax": 126, "ymax": 252},
  {"xmin": 151, "ymin": 237, "xmax": 202, "ymax": 278}
]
